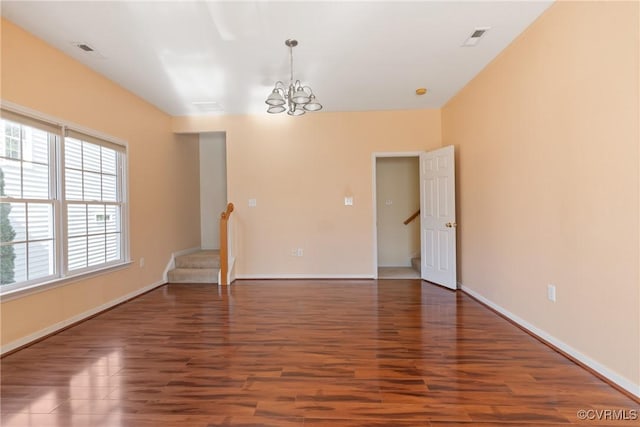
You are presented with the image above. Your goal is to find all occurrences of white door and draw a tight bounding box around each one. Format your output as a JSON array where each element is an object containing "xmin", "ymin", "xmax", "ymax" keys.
[{"xmin": 420, "ymin": 145, "xmax": 457, "ymax": 289}]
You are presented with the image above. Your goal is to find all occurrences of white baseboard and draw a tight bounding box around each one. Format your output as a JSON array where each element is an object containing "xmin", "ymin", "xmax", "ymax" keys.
[
  {"xmin": 235, "ymin": 274, "xmax": 375, "ymax": 280},
  {"xmin": 1, "ymin": 279, "xmax": 166, "ymax": 355},
  {"xmin": 461, "ymin": 284, "xmax": 640, "ymax": 399},
  {"xmin": 163, "ymin": 246, "xmax": 201, "ymax": 282}
]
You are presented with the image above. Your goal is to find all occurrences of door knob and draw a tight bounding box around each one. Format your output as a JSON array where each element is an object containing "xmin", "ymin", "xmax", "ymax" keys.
[{"xmin": 445, "ymin": 222, "xmax": 457, "ymax": 228}]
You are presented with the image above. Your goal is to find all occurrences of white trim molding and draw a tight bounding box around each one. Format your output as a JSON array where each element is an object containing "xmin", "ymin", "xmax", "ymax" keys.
[
  {"xmin": 1, "ymin": 279, "xmax": 166, "ymax": 355},
  {"xmin": 0, "ymin": 261, "xmax": 134, "ymax": 302},
  {"xmin": 1, "ymin": 100, "xmax": 128, "ymax": 148},
  {"xmin": 461, "ymin": 284, "xmax": 640, "ymax": 399},
  {"xmin": 236, "ymin": 274, "xmax": 375, "ymax": 280}
]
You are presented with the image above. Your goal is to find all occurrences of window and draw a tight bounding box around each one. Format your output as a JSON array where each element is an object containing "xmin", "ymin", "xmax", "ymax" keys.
[
  {"xmin": 0, "ymin": 108, "xmax": 128, "ymax": 294},
  {"xmin": 64, "ymin": 133, "xmax": 124, "ymax": 272},
  {"xmin": 3, "ymin": 123, "xmax": 21, "ymax": 159},
  {"xmin": 0, "ymin": 120, "xmax": 56, "ymax": 285}
]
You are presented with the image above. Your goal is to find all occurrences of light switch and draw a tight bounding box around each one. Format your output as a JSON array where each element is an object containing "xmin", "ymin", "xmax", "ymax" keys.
[
  {"xmin": 344, "ymin": 196, "xmax": 353, "ymax": 206},
  {"xmin": 248, "ymin": 198, "xmax": 257, "ymax": 207},
  {"xmin": 385, "ymin": 200, "xmax": 393, "ymax": 205}
]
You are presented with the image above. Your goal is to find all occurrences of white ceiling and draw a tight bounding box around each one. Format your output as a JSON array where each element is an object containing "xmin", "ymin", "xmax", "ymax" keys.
[{"xmin": 2, "ymin": 1, "xmax": 553, "ymax": 116}]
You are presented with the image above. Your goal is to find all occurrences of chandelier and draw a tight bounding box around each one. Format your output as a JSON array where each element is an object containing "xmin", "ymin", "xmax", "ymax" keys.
[{"xmin": 265, "ymin": 39, "xmax": 322, "ymax": 116}]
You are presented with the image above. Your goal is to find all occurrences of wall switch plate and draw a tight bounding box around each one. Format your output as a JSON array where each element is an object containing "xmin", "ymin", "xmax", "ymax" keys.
[
  {"xmin": 248, "ymin": 198, "xmax": 257, "ymax": 207},
  {"xmin": 139, "ymin": 257, "xmax": 145, "ymax": 267},
  {"xmin": 344, "ymin": 196, "xmax": 353, "ymax": 206},
  {"xmin": 385, "ymin": 200, "xmax": 393, "ymax": 205},
  {"xmin": 547, "ymin": 284, "xmax": 556, "ymax": 302}
]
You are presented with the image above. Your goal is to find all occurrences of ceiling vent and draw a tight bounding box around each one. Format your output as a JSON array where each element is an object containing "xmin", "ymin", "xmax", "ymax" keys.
[
  {"xmin": 462, "ymin": 27, "xmax": 490, "ymax": 47},
  {"xmin": 76, "ymin": 43, "xmax": 94, "ymax": 52},
  {"xmin": 70, "ymin": 42, "xmax": 105, "ymax": 58},
  {"xmin": 192, "ymin": 101, "xmax": 224, "ymax": 113}
]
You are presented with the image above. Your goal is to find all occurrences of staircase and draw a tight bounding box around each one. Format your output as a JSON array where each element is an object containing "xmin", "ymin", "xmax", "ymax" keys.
[
  {"xmin": 167, "ymin": 250, "xmax": 220, "ymax": 284},
  {"xmin": 411, "ymin": 256, "xmax": 421, "ymax": 275}
]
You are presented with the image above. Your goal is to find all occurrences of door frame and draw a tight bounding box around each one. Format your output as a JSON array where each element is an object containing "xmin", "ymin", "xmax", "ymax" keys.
[{"xmin": 371, "ymin": 151, "xmax": 424, "ymax": 278}]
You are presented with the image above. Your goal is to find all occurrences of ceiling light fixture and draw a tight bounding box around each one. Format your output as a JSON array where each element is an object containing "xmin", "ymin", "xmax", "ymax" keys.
[{"xmin": 265, "ymin": 39, "xmax": 322, "ymax": 116}]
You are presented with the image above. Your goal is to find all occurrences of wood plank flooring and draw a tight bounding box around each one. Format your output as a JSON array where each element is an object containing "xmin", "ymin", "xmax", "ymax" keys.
[{"xmin": 1, "ymin": 280, "xmax": 638, "ymax": 426}]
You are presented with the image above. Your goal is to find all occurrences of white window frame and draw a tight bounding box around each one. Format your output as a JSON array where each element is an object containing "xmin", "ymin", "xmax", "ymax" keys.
[
  {"xmin": 62, "ymin": 130, "xmax": 127, "ymax": 275},
  {"xmin": 0, "ymin": 122, "xmax": 59, "ymax": 289},
  {"xmin": 0, "ymin": 101, "xmax": 130, "ymax": 299}
]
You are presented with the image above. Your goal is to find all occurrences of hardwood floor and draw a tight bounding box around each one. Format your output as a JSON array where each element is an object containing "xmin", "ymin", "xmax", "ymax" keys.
[{"xmin": 1, "ymin": 280, "xmax": 637, "ymax": 426}]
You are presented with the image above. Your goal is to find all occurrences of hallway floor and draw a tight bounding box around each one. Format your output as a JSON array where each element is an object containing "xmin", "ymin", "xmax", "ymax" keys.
[{"xmin": 378, "ymin": 266, "xmax": 420, "ymax": 279}]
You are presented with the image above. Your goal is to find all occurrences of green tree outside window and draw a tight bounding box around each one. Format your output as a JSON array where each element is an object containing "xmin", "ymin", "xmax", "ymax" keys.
[{"xmin": 0, "ymin": 168, "xmax": 16, "ymax": 284}]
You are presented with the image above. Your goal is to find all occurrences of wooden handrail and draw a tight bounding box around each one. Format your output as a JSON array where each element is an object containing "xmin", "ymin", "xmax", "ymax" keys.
[
  {"xmin": 219, "ymin": 202, "xmax": 234, "ymax": 286},
  {"xmin": 403, "ymin": 209, "xmax": 420, "ymax": 225}
]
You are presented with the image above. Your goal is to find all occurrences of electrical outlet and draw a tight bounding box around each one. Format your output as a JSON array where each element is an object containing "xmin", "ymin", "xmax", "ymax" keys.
[
  {"xmin": 297, "ymin": 248, "xmax": 304, "ymax": 257},
  {"xmin": 547, "ymin": 284, "xmax": 556, "ymax": 302}
]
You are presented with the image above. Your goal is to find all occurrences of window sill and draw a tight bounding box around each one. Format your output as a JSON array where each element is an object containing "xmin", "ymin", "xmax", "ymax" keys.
[{"xmin": 0, "ymin": 261, "xmax": 134, "ymax": 303}]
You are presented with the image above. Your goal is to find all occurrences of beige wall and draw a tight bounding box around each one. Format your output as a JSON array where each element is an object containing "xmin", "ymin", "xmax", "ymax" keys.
[
  {"xmin": 0, "ymin": 19, "xmax": 201, "ymax": 347},
  {"xmin": 442, "ymin": 1, "xmax": 639, "ymax": 389},
  {"xmin": 376, "ymin": 157, "xmax": 420, "ymax": 266},
  {"xmin": 199, "ymin": 132, "xmax": 227, "ymax": 249},
  {"xmin": 174, "ymin": 110, "xmax": 441, "ymax": 277}
]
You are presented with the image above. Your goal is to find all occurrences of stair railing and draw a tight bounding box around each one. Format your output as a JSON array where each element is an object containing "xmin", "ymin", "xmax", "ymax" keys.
[
  {"xmin": 403, "ymin": 209, "xmax": 420, "ymax": 225},
  {"xmin": 219, "ymin": 202, "xmax": 235, "ymax": 286}
]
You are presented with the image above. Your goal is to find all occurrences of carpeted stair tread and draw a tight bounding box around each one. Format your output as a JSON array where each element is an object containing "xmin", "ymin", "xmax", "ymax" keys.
[
  {"xmin": 168, "ymin": 267, "xmax": 219, "ymax": 284},
  {"xmin": 175, "ymin": 250, "xmax": 220, "ymax": 268}
]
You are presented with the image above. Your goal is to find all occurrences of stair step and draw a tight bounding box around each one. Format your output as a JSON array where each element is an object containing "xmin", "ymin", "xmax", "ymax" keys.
[
  {"xmin": 411, "ymin": 256, "xmax": 421, "ymax": 274},
  {"xmin": 175, "ymin": 250, "xmax": 220, "ymax": 268},
  {"xmin": 168, "ymin": 268, "xmax": 219, "ymax": 284}
]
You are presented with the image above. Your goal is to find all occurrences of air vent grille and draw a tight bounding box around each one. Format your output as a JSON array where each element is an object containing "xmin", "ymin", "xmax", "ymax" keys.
[
  {"xmin": 462, "ymin": 27, "xmax": 491, "ymax": 47},
  {"xmin": 192, "ymin": 101, "xmax": 224, "ymax": 113},
  {"xmin": 76, "ymin": 43, "xmax": 94, "ymax": 52}
]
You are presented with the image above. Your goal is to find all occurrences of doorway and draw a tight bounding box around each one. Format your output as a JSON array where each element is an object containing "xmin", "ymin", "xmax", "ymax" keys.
[
  {"xmin": 373, "ymin": 147, "xmax": 458, "ymax": 287},
  {"xmin": 199, "ymin": 132, "xmax": 227, "ymax": 249},
  {"xmin": 373, "ymin": 153, "xmax": 421, "ymax": 279}
]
